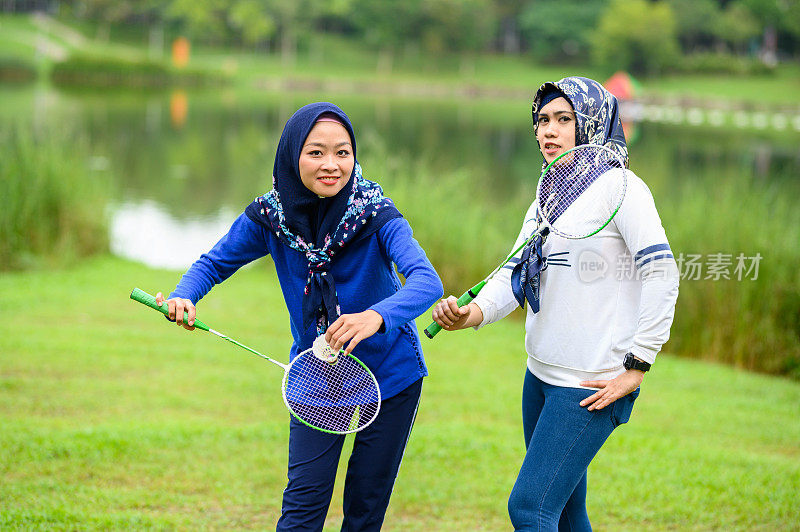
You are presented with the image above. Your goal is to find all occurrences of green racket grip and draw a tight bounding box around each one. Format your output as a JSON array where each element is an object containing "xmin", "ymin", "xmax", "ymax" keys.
[
  {"xmin": 129, "ymin": 287, "xmax": 210, "ymax": 331},
  {"xmin": 423, "ymin": 280, "xmax": 487, "ymax": 339}
]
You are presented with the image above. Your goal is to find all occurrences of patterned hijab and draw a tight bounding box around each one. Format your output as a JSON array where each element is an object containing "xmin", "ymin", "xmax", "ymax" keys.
[
  {"xmin": 245, "ymin": 102, "xmax": 401, "ymax": 336},
  {"xmin": 531, "ymin": 76, "xmax": 629, "ymax": 166}
]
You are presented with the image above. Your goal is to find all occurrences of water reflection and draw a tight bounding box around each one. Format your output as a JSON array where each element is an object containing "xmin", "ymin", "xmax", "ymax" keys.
[{"xmin": 110, "ymin": 200, "xmax": 236, "ymax": 269}]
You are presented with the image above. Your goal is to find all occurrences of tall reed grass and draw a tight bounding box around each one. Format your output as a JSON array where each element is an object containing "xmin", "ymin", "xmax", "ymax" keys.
[
  {"xmin": 661, "ymin": 173, "xmax": 800, "ymax": 378},
  {"xmin": 0, "ymin": 125, "xmax": 111, "ymax": 270}
]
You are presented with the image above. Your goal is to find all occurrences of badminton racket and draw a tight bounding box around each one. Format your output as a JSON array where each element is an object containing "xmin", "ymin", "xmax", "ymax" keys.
[
  {"xmin": 425, "ymin": 143, "xmax": 628, "ymax": 338},
  {"xmin": 130, "ymin": 288, "xmax": 381, "ymax": 434}
]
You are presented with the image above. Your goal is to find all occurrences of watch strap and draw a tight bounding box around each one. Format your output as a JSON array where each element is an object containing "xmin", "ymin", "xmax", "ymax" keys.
[{"xmin": 624, "ymin": 353, "xmax": 651, "ymax": 372}]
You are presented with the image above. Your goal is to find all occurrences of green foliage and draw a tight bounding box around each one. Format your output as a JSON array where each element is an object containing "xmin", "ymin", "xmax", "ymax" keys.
[
  {"xmin": 350, "ymin": 0, "xmax": 425, "ymax": 50},
  {"xmin": 713, "ymin": 1, "xmax": 762, "ymax": 53},
  {"xmin": 657, "ymin": 0, "xmax": 762, "ymax": 56},
  {"xmin": 19, "ymin": 0, "xmax": 800, "ymax": 60},
  {"xmin": 228, "ymin": 0, "xmax": 276, "ymax": 46},
  {"xmin": 519, "ymin": 0, "xmax": 605, "ymax": 61},
  {"xmin": 591, "ymin": 0, "xmax": 680, "ymax": 76},
  {"xmin": 164, "ymin": 0, "xmax": 230, "ymax": 43},
  {"xmin": 72, "ymin": 0, "xmax": 139, "ymax": 24},
  {"xmin": 665, "ymin": 0, "xmax": 720, "ymax": 51},
  {"xmin": 739, "ymin": 0, "xmax": 800, "ymax": 37},
  {"xmin": 358, "ymin": 130, "xmax": 530, "ymax": 289},
  {"xmin": 420, "ymin": 0, "xmax": 497, "ymax": 53},
  {"xmin": 0, "ymin": 125, "xmax": 111, "ymax": 270}
]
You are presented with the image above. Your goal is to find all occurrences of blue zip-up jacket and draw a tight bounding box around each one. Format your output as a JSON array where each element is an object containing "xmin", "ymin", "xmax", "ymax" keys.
[{"xmin": 170, "ymin": 212, "xmax": 443, "ymax": 400}]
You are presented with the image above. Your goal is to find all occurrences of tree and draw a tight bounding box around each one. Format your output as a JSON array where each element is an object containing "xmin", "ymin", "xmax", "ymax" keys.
[
  {"xmin": 494, "ymin": 0, "xmax": 526, "ymax": 52},
  {"xmin": 228, "ymin": 0, "xmax": 275, "ymax": 47},
  {"xmin": 713, "ymin": 1, "xmax": 761, "ymax": 54},
  {"xmin": 518, "ymin": 0, "xmax": 605, "ymax": 61},
  {"xmin": 72, "ymin": 0, "xmax": 137, "ymax": 23},
  {"xmin": 349, "ymin": 0, "xmax": 425, "ymax": 73},
  {"xmin": 71, "ymin": 0, "xmax": 139, "ymax": 41},
  {"xmin": 737, "ymin": 0, "xmax": 800, "ymax": 59},
  {"xmin": 665, "ymin": 0, "xmax": 720, "ymax": 52},
  {"xmin": 421, "ymin": 0, "xmax": 497, "ymax": 54},
  {"xmin": 164, "ymin": 0, "xmax": 229, "ymax": 43},
  {"xmin": 591, "ymin": 0, "xmax": 680, "ymax": 76}
]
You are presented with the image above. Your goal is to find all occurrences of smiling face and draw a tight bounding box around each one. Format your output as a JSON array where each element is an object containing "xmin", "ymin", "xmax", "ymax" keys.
[
  {"xmin": 298, "ymin": 120, "xmax": 354, "ymax": 198},
  {"xmin": 535, "ymin": 96, "xmax": 577, "ymax": 164}
]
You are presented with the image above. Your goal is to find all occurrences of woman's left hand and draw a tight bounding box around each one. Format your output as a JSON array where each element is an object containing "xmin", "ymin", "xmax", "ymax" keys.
[
  {"xmin": 325, "ymin": 310, "xmax": 384, "ymax": 356},
  {"xmin": 579, "ymin": 370, "xmax": 644, "ymax": 411}
]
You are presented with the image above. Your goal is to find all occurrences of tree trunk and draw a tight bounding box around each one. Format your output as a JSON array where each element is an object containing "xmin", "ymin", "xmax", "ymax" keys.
[
  {"xmin": 281, "ymin": 29, "xmax": 296, "ymax": 68},
  {"xmin": 760, "ymin": 25, "xmax": 778, "ymax": 66}
]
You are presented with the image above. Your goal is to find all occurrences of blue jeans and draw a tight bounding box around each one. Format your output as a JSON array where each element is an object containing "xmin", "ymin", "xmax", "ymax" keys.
[{"xmin": 508, "ymin": 370, "xmax": 638, "ymax": 532}]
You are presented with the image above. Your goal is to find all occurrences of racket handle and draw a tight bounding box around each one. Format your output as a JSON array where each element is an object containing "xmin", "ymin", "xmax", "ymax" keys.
[
  {"xmin": 424, "ymin": 280, "xmax": 487, "ymax": 339},
  {"xmin": 129, "ymin": 287, "xmax": 210, "ymax": 332}
]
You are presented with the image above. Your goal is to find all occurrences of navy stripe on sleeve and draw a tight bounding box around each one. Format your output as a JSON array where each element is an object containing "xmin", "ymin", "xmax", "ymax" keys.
[{"xmin": 635, "ymin": 243, "xmax": 671, "ymax": 262}]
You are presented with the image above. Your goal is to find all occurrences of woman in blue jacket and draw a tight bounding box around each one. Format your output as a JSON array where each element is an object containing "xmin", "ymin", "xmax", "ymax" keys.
[{"xmin": 156, "ymin": 102, "xmax": 443, "ymax": 531}]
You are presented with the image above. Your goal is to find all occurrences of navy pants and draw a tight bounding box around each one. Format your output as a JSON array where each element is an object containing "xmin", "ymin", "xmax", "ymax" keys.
[
  {"xmin": 508, "ymin": 370, "xmax": 638, "ymax": 531},
  {"xmin": 277, "ymin": 378, "xmax": 422, "ymax": 532}
]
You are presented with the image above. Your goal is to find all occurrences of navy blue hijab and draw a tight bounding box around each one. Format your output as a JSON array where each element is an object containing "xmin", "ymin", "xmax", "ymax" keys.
[{"xmin": 245, "ymin": 102, "xmax": 402, "ymax": 335}]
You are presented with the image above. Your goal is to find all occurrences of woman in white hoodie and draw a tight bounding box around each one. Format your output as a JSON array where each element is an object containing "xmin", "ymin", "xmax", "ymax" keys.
[{"xmin": 431, "ymin": 76, "xmax": 679, "ymax": 531}]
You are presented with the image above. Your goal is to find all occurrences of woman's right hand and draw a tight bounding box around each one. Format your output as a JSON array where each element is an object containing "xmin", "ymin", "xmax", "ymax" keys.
[
  {"xmin": 155, "ymin": 292, "xmax": 196, "ymax": 330},
  {"xmin": 431, "ymin": 297, "xmax": 482, "ymax": 331}
]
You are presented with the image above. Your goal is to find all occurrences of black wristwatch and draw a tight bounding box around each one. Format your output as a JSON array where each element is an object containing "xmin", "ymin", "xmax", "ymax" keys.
[{"xmin": 623, "ymin": 352, "xmax": 651, "ymax": 372}]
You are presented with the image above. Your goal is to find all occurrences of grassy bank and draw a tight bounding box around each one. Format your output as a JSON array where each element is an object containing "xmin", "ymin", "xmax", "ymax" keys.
[
  {"xmin": 51, "ymin": 55, "xmax": 229, "ymax": 89},
  {"xmin": 0, "ymin": 256, "xmax": 798, "ymax": 530}
]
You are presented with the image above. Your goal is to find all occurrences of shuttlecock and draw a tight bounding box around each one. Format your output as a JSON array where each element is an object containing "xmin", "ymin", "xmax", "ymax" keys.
[{"xmin": 312, "ymin": 335, "xmax": 339, "ymax": 363}]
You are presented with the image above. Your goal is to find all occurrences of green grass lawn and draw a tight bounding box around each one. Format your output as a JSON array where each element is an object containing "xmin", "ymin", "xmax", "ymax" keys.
[{"xmin": 1, "ymin": 256, "xmax": 798, "ymax": 530}]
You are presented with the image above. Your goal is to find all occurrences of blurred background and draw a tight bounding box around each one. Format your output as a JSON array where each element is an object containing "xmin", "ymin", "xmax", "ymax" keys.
[{"xmin": 1, "ymin": 1, "xmax": 799, "ymax": 529}]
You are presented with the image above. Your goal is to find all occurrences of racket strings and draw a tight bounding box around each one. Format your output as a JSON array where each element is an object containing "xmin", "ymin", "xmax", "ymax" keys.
[
  {"xmin": 284, "ymin": 351, "xmax": 380, "ymax": 433},
  {"xmin": 537, "ymin": 145, "xmax": 626, "ymax": 238}
]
